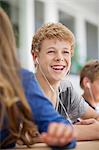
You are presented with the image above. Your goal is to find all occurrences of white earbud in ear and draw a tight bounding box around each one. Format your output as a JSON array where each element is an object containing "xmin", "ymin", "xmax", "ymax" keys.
[
  {"xmin": 86, "ymin": 82, "xmax": 91, "ymax": 89},
  {"xmin": 36, "ymin": 58, "xmax": 39, "ymax": 64}
]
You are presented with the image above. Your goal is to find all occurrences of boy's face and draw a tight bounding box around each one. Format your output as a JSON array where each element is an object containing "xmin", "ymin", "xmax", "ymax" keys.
[
  {"xmin": 91, "ymin": 79, "xmax": 99, "ymax": 103},
  {"xmin": 36, "ymin": 39, "xmax": 72, "ymax": 84}
]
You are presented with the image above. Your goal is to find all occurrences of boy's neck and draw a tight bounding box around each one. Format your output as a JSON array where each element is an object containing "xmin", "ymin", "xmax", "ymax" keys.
[
  {"xmin": 83, "ymin": 92, "xmax": 96, "ymax": 108},
  {"xmin": 35, "ymin": 71, "xmax": 60, "ymax": 107}
]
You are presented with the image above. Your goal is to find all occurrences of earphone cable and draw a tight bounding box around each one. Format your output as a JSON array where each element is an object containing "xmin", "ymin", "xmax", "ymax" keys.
[{"xmin": 38, "ymin": 64, "xmax": 72, "ymax": 125}]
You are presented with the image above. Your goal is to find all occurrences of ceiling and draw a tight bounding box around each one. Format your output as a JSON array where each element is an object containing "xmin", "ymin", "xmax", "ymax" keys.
[
  {"xmin": 3, "ymin": 0, "xmax": 99, "ymax": 14},
  {"xmin": 71, "ymin": 0, "xmax": 99, "ymax": 13}
]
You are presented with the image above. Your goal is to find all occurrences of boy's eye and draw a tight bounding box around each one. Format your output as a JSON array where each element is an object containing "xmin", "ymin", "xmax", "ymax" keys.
[
  {"xmin": 47, "ymin": 50, "xmax": 55, "ymax": 54},
  {"xmin": 63, "ymin": 50, "xmax": 70, "ymax": 54}
]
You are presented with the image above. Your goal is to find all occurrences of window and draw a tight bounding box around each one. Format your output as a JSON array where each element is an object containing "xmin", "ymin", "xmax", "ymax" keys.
[
  {"xmin": 86, "ymin": 22, "xmax": 98, "ymax": 60},
  {"xmin": 59, "ymin": 10, "xmax": 75, "ymax": 33},
  {"xmin": 0, "ymin": 0, "xmax": 19, "ymax": 48},
  {"xmin": 34, "ymin": 0, "xmax": 44, "ymax": 31},
  {"xmin": 59, "ymin": 10, "xmax": 82, "ymax": 74}
]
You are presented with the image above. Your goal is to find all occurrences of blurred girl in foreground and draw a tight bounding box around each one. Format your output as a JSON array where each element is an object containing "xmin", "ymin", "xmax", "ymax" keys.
[{"xmin": 0, "ymin": 7, "xmax": 40, "ymax": 148}]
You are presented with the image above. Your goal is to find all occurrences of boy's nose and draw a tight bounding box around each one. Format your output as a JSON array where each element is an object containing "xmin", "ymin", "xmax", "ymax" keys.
[
  {"xmin": 55, "ymin": 57, "xmax": 63, "ymax": 62},
  {"xmin": 54, "ymin": 52, "xmax": 64, "ymax": 62}
]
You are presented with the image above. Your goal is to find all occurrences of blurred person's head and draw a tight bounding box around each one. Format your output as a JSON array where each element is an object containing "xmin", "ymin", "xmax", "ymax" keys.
[
  {"xmin": 0, "ymin": 8, "xmax": 39, "ymax": 147},
  {"xmin": 80, "ymin": 60, "xmax": 99, "ymax": 109},
  {"xmin": 31, "ymin": 23, "xmax": 75, "ymax": 86}
]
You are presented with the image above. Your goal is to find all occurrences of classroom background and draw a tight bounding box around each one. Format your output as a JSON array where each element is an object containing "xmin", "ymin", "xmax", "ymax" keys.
[{"xmin": 0, "ymin": 0, "xmax": 99, "ymax": 94}]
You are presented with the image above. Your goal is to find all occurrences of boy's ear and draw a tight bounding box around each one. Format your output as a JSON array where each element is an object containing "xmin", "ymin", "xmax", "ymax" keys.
[
  {"xmin": 83, "ymin": 77, "xmax": 91, "ymax": 88},
  {"xmin": 31, "ymin": 51, "xmax": 38, "ymax": 61}
]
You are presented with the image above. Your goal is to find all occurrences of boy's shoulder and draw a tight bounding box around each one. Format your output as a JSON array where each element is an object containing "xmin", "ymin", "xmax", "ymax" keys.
[{"xmin": 60, "ymin": 78, "xmax": 73, "ymax": 92}]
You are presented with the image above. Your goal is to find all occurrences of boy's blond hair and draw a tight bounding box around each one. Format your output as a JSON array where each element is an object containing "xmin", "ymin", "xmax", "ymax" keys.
[{"xmin": 31, "ymin": 23, "xmax": 75, "ymax": 54}]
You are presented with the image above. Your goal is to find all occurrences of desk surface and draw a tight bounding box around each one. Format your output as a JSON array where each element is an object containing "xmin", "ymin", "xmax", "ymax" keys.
[
  {"xmin": 16, "ymin": 141, "xmax": 99, "ymax": 150},
  {"xmin": 76, "ymin": 141, "xmax": 99, "ymax": 150}
]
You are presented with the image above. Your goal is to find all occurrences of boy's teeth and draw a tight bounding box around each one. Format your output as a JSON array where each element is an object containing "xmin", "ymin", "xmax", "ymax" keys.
[{"xmin": 52, "ymin": 66, "xmax": 64, "ymax": 70}]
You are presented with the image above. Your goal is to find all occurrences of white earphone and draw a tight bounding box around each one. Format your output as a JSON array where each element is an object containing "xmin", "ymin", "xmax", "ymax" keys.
[
  {"xmin": 86, "ymin": 82, "xmax": 91, "ymax": 89},
  {"xmin": 35, "ymin": 58, "xmax": 72, "ymax": 124},
  {"xmin": 86, "ymin": 82, "xmax": 96, "ymax": 104},
  {"xmin": 36, "ymin": 58, "xmax": 39, "ymax": 64}
]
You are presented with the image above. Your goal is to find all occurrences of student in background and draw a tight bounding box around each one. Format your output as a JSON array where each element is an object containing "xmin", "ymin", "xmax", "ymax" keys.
[
  {"xmin": 0, "ymin": 8, "xmax": 75, "ymax": 149},
  {"xmin": 80, "ymin": 60, "xmax": 99, "ymax": 112},
  {"xmin": 31, "ymin": 22, "xmax": 99, "ymax": 141}
]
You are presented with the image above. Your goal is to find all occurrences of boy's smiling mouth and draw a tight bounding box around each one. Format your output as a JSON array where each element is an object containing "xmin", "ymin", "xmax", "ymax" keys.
[{"xmin": 51, "ymin": 65, "xmax": 65, "ymax": 71}]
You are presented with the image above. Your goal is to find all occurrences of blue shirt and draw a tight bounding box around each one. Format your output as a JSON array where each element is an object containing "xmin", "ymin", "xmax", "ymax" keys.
[{"xmin": 0, "ymin": 69, "xmax": 76, "ymax": 149}]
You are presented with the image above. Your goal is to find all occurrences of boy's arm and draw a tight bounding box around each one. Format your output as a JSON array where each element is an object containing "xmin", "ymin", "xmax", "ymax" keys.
[
  {"xmin": 74, "ymin": 122, "xmax": 99, "ymax": 141},
  {"xmin": 81, "ymin": 106, "xmax": 99, "ymax": 121}
]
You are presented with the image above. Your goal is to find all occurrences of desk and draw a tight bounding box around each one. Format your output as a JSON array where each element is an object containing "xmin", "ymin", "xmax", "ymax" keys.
[
  {"xmin": 16, "ymin": 141, "xmax": 99, "ymax": 150},
  {"xmin": 76, "ymin": 141, "xmax": 99, "ymax": 150}
]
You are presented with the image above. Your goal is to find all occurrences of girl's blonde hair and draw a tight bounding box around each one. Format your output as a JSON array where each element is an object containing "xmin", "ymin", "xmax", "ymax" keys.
[{"xmin": 0, "ymin": 8, "xmax": 39, "ymax": 147}]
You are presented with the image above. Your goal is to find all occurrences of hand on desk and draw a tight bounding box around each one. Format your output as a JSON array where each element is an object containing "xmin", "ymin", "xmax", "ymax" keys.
[
  {"xmin": 75, "ymin": 118, "xmax": 98, "ymax": 125},
  {"xmin": 40, "ymin": 122, "xmax": 74, "ymax": 146}
]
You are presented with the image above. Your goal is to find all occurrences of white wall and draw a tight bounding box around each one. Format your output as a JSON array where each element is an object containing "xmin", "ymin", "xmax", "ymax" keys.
[{"xmin": 69, "ymin": 74, "xmax": 83, "ymax": 95}]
